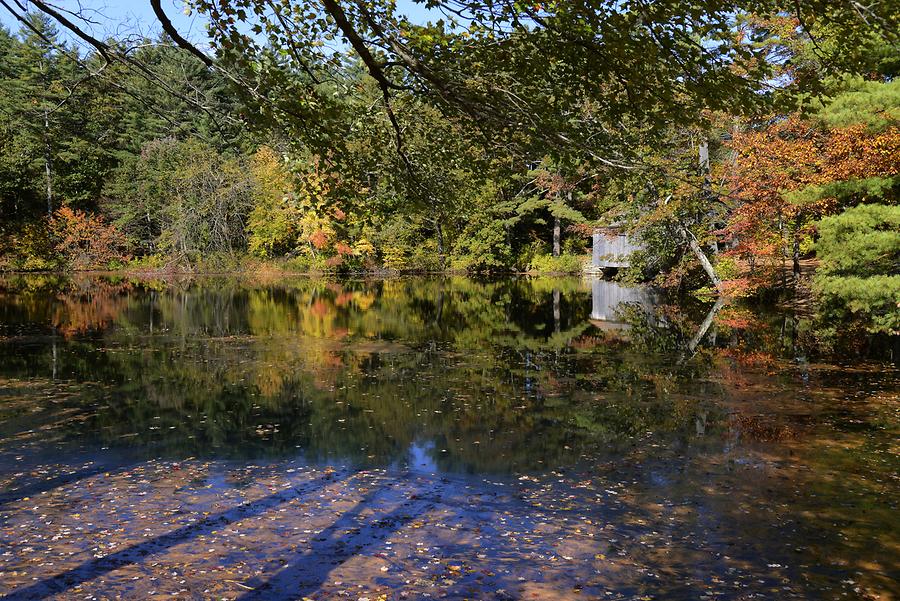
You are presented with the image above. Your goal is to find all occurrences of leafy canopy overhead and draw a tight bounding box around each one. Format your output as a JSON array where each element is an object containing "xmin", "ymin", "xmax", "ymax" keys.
[
  {"xmin": 8, "ymin": 0, "xmax": 896, "ymax": 166},
  {"xmin": 187, "ymin": 0, "xmax": 897, "ymax": 159}
]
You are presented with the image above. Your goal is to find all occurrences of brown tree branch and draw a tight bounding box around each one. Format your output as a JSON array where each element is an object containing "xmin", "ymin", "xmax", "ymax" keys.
[{"xmin": 149, "ymin": 0, "xmax": 212, "ymax": 66}]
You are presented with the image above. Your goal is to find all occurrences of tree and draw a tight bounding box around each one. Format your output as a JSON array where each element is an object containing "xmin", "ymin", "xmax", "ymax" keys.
[
  {"xmin": 13, "ymin": 0, "xmax": 895, "ymax": 175},
  {"xmin": 105, "ymin": 138, "xmax": 254, "ymax": 259},
  {"xmin": 185, "ymin": 0, "xmax": 896, "ymax": 158},
  {"xmin": 247, "ymin": 145, "xmax": 354, "ymax": 265},
  {"xmin": 521, "ymin": 162, "xmax": 588, "ymax": 259},
  {"xmin": 48, "ymin": 206, "xmax": 129, "ymax": 269},
  {"xmin": 813, "ymin": 204, "xmax": 900, "ymax": 335},
  {"xmin": 0, "ymin": 15, "xmax": 129, "ymax": 221},
  {"xmin": 723, "ymin": 81, "xmax": 900, "ymax": 289},
  {"xmin": 0, "ymin": 14, "xmax": 68, "ymax": 217}
]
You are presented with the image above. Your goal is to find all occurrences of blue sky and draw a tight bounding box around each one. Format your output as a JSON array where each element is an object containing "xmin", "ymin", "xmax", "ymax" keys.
[
  {"xmin": 1, "ymin": 0, "xmax": 444, "ymax": 44},
  {"xmin": 1, "ymin": 0, "xmax": 204, "ymax": 40}
]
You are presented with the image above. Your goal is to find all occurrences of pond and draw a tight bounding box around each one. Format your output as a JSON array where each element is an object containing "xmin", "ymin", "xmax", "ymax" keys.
[{"xmin": 0, "ymin": 274, "xmax": 896, "ymax": 600}]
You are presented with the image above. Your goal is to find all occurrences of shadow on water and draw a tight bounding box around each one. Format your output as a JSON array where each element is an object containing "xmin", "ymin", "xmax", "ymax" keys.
[
  {"xmin": 236, "ymin": 477, "xmax": 437, "ymax": 600},
  {"xmin": 1, "ymin": 471, "xmax": 354, "ymax": 601},
  {"xmin": 0, "ymin": 461, "xmax": 136, "ymax": 508}
]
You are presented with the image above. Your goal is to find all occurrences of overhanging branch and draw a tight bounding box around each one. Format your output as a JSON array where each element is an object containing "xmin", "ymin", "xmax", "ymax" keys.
[{"xmin": 149, "ymin": 0, "xmax": 212, "ymax": 66}]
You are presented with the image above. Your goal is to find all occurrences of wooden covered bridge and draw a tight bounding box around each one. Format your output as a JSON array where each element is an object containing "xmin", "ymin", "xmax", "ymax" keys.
[{"xmin": 590, "ymin": 226, "xmax": 642, "ymax": 270}]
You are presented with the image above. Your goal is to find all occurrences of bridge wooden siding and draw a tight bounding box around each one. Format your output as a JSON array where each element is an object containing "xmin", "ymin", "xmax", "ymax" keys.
[{"xmin": 591, "ymin": 228, "xmax": 642, "ymax": 268}]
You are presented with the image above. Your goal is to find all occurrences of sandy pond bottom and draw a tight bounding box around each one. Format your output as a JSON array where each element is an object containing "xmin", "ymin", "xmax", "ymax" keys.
[{"xmin": 0, "ymin": 451, "xmax": 894, "ymax": 601}]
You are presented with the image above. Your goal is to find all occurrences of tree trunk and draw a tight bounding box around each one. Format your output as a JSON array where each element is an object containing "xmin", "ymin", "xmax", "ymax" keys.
[
  {"xmin": 43, "ymin": 108, "xmax": 53, "ymax": 216},
  {"xmin": 698, "ymin": 139, "xmax": 710, "ymax": 172},
  {"xmin": 792, "ymin": 236, "xmax": 801, "ymax": 278},
  {"xmin": 552, "ymin": 215, "xmax": 561, "ymax": 257},
  {"xmin": 697, "ymin": 138, "xmax": 720, "ymax": 255},
  {"xmin": 680, "ymin": 296, "xmax": 726, "ymax": 363},
  {"xmin": 435, "ymin": 217, "xmax": 445, "ymax": 270},
  {"xmin": 682, "ymin": 226, "xmax": 723, "ymax": 293}
]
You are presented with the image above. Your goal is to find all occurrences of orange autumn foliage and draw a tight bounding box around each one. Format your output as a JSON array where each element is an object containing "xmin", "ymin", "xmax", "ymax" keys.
[
  {"xmin": 722, "ymin": 117, "xmax": 900, "ymax": 273},
  {"xmin": 48, "ymin": 207, "xmax": 129, "ymax": 269},
  {"xmin": 309, "ymin": 229, "xmax": 329, "ymax": 250},
  {"xmin": 334, "ymin": 242, "xmax": 354, "ymax": 256}
]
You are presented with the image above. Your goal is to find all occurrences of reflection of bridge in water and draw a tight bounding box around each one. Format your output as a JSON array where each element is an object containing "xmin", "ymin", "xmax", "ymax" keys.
[{"xmin": 588, "ymin": 278, "xmax": 656, "ymax": 329}]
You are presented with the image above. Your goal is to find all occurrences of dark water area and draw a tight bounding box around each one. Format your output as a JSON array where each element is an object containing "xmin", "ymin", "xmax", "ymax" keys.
[{"xmin": 0, "ymin": 274, "xmax": 896, "ymax": 600}]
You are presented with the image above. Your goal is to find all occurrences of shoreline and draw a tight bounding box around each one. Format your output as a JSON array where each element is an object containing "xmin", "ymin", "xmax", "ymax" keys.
[{"xmin": 0, "ymin": 267, "xmax": 595, "ymax": 278}]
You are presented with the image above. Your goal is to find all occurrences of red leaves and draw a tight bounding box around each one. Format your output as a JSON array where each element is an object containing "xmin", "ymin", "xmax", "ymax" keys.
[
  {"xmin": 722, "ymin": 116, "xmax": 900, "ymax": 284},
  {"xmin": 48, "ymin": 207, "xmax": 129, "ymax": 269},
  {"xmin": 309, "ymin": 229, "xmax": 329, "ymax": 249},
  {"xmin": 334, "ymin": 242, "xmax": 353, "ymax": 256}
]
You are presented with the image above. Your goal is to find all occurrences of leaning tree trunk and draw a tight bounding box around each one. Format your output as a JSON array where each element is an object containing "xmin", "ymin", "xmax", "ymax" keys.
[
  {"xmin": 679, "ymin": 296, "xmax": 726, "ymax": 363},
  {"xmin": 681, "ymin": 226, "xmax": 723, "ymax": 294}
]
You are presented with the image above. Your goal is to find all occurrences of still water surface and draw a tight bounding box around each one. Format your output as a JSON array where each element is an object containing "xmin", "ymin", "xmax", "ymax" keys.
[{"xmin": 0, "ymin": 275, "xmax": 896, "ymax": 600}]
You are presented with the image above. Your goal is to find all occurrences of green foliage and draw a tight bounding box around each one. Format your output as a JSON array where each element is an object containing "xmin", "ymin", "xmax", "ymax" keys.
[
  {"xmin": 126, "ymin": 254, "xmax": 170, "ymax": 272},
  {"xmin": 0, "ymin": 0, "xmax": 897, "ymax": 370},
  {"xmin": 814, "ymin": 275, "xmax": 900, "ymax": 335},
  {"xmin": 105, "ymin": 138, "xmax": 253, "ymax": 260},
  {"xmin": 713, "ymin": 257, "xmax": 742, "ymax": 281},
  {"xmin": 365, "ymin": 216, "xmax": 440, "ymax": 271},
  {"xmin": 811, "ymin": 77, "xmax": 900, "ymax": 131},
  {"xmin": 450, "ymin": 219, "xmax": 514, "ymax": 272},
  {"xmin": 816, "ymin": 204, "xmax": 900, "ymax": 277},
  {"xmin": 528, "ymin": 253, "xmax": 586, "ymax": 274},
  {"xmin": 813, "ymin": 204, "xmax": 900, "ymax": 335},
  {"xmin": 188, "ymin": 0, "xmax": 899, "ymax": 166},
  {"xmin": 0, "ymin": 18, "xmax": 248, "ymax": 268},
  {"xmin": 247, "ymin": 146, "xmax": 305, "ymax": 258},
  {"xmin": 449, "ymin": 182, "xmax": 516, "ymax": 272},
  {"xmin": 786, "ymin": 176, "xmax": 900, "ymax": 207},
  {"xmin": 282, "ymin": 254, "xmax": 331, "ymax": 273},
  {"xmin": 0, "ymin": 220, "xmax": 60, "ymax": 271}
]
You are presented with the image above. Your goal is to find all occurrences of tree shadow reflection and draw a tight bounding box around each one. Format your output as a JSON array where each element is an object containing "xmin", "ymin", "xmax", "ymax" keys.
[{"xmin": 1, "ymin": 471, "xmax": 354, "ymax": 601}]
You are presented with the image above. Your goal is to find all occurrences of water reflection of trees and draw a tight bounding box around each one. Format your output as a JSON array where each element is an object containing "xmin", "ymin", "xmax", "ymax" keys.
[
  {"xmin": 2, "ymin": 276, "xmax": 896, "ymax": 600},
  {"xmin": 0, "ymin": 275, "xmax": 787, "ymax": 471}
]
